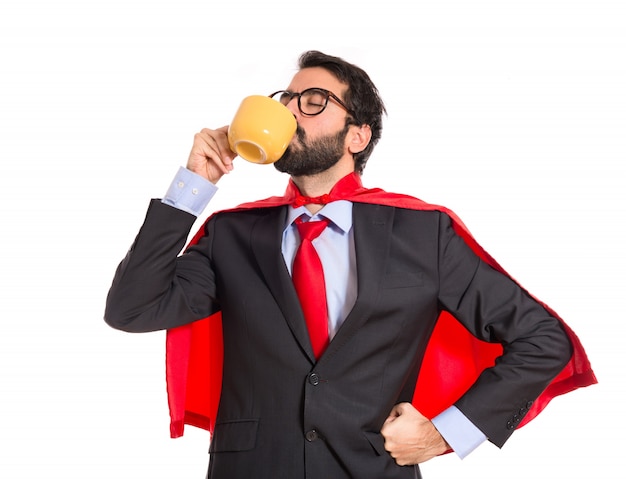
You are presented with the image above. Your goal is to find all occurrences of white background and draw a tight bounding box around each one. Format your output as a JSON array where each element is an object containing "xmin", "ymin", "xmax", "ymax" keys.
[{"xmin": 1, "ymin": 0, "xmax": 623, "ymax": 477}]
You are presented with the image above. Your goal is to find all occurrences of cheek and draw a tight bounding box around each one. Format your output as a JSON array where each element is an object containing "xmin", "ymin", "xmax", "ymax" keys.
[{"xmin": 298, "ymin": 117, "xmax": 343, "ymax": 140}]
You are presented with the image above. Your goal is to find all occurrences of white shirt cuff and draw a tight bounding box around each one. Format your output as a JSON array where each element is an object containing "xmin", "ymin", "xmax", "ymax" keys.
[
  {"xmin": 431, "ymin": 406, "xmax": 487, "ymax": 459},
  {"xmin": 162, "ymin": 167, "xmax": 217, "ymax": 216}
]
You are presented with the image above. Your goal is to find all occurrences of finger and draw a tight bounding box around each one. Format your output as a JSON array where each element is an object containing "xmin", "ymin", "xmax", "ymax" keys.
[
  {"xmin": 213, "ymin": 125, "xmax": 236, "ymax": 164},
  {"xmin": 190, "ymin": 129, "xmax": 232, "ymax": 177},
  {"xmin": 395, "ymin": 402, "xmax": 411, "ymax": 414},
  {"xmin": 383, "ymin": 405, "xmax": 402, "ymax": 424}
]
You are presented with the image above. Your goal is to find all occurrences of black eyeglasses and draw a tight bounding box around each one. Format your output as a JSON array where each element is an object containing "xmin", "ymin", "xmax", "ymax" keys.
[{"xmin": 269, "ymin": 88, "xmax": 357, "ymax": 120}]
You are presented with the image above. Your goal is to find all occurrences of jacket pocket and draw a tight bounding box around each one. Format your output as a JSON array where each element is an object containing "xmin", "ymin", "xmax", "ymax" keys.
[
  {"xmin": 209, "ymin": 419, "xmax": 259, "ymax": 453},
  {"xmin": 363, "ymin": 431, "xmax": 387, "ymax": 456}
]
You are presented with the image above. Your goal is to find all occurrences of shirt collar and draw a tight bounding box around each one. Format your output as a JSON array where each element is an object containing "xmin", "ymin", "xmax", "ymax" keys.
[{"xmin": 286, "ymin": 200, "xmax": 353, "ymax": 234}]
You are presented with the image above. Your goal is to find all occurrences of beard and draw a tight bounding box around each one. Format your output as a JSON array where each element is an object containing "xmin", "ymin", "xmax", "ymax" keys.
[{"xmin": 273, "ymin": 123, "xmax": 350, "ymax": 176}]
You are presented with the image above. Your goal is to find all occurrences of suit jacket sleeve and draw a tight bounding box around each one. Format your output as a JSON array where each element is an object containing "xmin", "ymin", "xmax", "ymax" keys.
[
  {"xmin": 104, "ymin": 199, "xmax": 220, "ymax": 332},
  {"xmin": 436, "ymin": 213, "xmax": 573, "ymax": 447}
]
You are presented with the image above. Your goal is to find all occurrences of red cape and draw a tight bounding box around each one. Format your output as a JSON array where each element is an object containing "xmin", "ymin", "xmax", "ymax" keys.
[{"xmin": 165, "ymin": 173, "xmax": 596, "ymax": 438}]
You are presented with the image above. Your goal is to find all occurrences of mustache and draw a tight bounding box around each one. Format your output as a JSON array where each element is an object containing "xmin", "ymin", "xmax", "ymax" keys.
[{"xmin": 295, "ymin": 125, "xmax": 306, "ymax": 142}]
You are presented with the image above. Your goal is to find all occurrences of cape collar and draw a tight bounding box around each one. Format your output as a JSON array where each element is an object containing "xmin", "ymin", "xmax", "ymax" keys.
[{"xmin": 286, "ymin": 172, "xmax": 368, "ymax": 207}]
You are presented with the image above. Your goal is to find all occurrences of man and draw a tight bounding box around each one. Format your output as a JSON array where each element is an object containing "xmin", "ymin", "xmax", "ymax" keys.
[{"xmin": 105, "ymin": 51, "xmax": 595, "ymax": 479}]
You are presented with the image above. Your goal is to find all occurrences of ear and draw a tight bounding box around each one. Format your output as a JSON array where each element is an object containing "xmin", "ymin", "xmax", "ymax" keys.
[{"xmin": 347, "ymin": 124, "xmax": 372, "ymax": 155}]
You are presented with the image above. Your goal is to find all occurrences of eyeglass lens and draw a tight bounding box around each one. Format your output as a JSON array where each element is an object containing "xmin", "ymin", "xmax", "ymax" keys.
[{"xmin": 274, "ymin": 89, "xmax": 329, "ymax": 116}]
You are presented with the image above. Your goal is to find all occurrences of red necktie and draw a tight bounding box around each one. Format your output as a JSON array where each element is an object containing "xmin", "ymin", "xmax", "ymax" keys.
[{"xmin": 292, "ymin": 217, "xmax": 330, "ymax": 359}]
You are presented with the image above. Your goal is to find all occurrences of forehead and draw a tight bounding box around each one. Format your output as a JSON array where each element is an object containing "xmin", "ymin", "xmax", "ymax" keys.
[{"xmin": 286, "ymin": 67, "xmax": 348, "ymax": 96}]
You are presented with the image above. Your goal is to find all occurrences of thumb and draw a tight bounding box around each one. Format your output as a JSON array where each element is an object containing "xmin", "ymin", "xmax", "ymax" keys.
[{"xmin": 383, "ymin": 404, "xmax": 403, "ymax": 424}]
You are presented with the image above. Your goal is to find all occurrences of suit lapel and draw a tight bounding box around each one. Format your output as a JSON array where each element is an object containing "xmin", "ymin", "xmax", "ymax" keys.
[
  {"xmin": 250, "ymin": 206, "xmax": 317, "ymax": 362},
  {"xmin": 250, "ymin": 202, "xmax": 395, "ymax": 364}
]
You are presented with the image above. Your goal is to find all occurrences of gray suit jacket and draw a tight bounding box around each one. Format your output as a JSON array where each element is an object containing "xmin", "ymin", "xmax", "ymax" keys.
[{"xmin": 105, "ymin": 199, "xmax": 571, "ymax": 479}]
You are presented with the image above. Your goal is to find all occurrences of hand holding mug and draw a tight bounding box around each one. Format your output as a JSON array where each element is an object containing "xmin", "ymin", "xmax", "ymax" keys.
[
  {"xmin": 187, "ymin": 95, "xmax": 296, "ymax": 183},
  {"xmin": 186, "ymin": 126, "xmax": 236, "ymax": 184}
]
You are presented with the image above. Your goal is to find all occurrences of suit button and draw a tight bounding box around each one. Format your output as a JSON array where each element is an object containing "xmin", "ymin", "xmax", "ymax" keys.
[
  {"xmin": 506, "ymin": 420, "xmax": 514, "ymax": 430},
  {"xmin": 305, "ymin": 430, "xmax": 319, "ymax": 442},
  {"xmin": 309, "ymin": 373, "xmax": 320, "ymax": 386}
]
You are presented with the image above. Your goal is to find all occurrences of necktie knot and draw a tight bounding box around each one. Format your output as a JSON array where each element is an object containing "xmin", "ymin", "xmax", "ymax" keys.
[{"xmin": 295, "ymin": 217, "xmax": 329, "ymax": 242}]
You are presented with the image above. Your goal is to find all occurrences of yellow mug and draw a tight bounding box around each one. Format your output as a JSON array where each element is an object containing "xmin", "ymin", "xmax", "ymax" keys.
[{"xmin": 228, "ymin": 95, "xmax": 297, "ymax": 164}]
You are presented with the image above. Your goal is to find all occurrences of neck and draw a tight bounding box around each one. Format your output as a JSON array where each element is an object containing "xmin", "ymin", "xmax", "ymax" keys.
[
  {"xmin": 290, "ymin": 154, "xmax": 356, "ymax": 196},
  {"xmin": 290, "ymin": 157, "xmax": 355, "ymax": 213}
]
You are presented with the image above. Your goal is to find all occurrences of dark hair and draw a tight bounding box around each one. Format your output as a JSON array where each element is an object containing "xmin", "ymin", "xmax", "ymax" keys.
[{"xmin": 298, "ymin": 50, "xmax": 386, "ymax": 174}]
